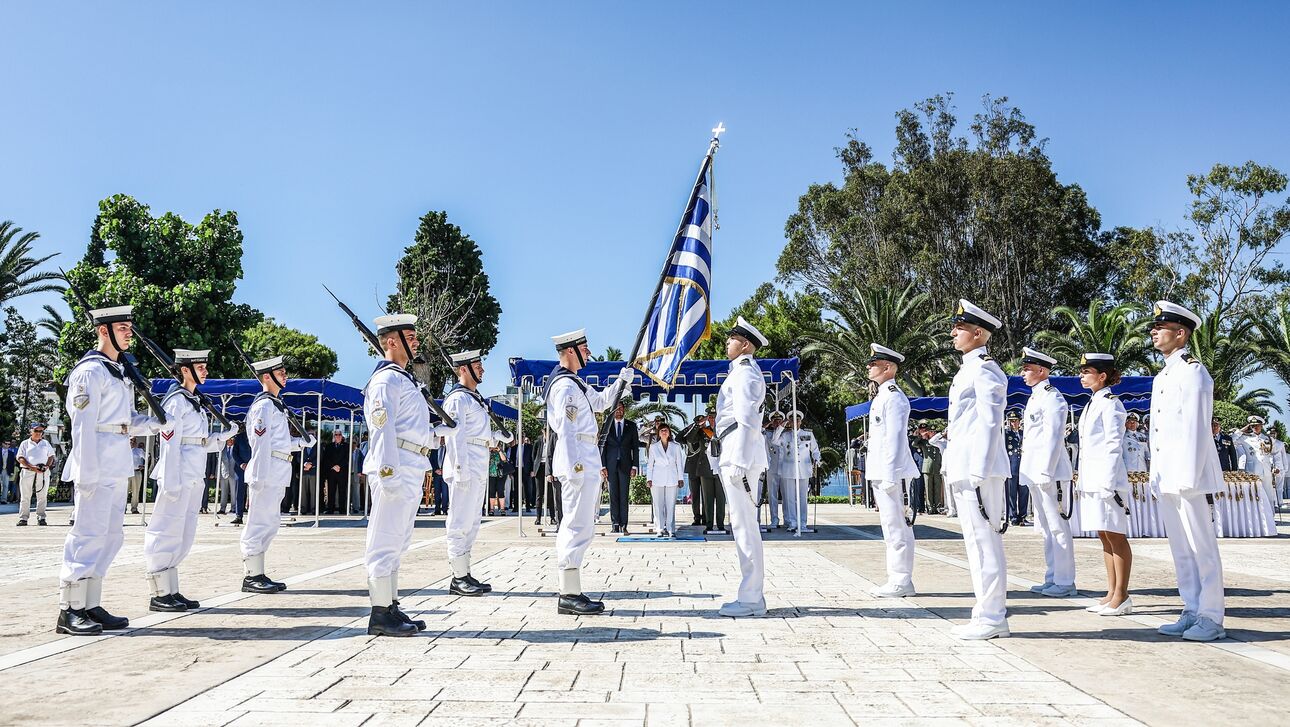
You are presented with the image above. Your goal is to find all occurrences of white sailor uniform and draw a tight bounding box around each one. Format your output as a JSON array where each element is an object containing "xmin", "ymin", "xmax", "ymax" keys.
[
  {"xmin": 241, "ymin": 392, "xmax": 312, "ymax": 575},
  {"xmin": 774, "ymin": 425, "xmax": 821, "ymax": 530},
  {"xmin": 60, "ymin": 351, "xmax": 162, "ymax": 608},
  {"xmin": 945, "ymin": 346, "xmax": 1011, "ymax": 631},
  {"xmin": 1123, "ymin": 428, "xmax": 1149, "ymax": 472},
  {"xmin": 763, "ymin": 427, "xmax": 785, "ymax": 526},
  {"xmin": 434, "ymin": 383, "xmax": 511, "ymax": 579},
  {"xmin": 1237, "ymin": 432, "xmax": 1279, "ymax": 531},
  {"xmin": 866, "ymin": 381, "xmax": 920, "ymax": 592},
  {"xmin": 716, "ymin": 353, "xmax": 769, "ymax": 606},
  {"xmin": 1019, "ymin": 381, "xmax": 1076, "ymax": 591},
  {"xmin": 1076, "ymin": 388, "xmax": 1130, "ymax": 534},
  {"xmin": 144, "ymin": 386, "xmax": 238, "ymax": 597}
]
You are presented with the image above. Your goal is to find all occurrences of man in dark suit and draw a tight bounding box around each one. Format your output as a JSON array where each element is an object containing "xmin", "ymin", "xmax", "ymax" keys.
[
  {"xmin": 1212, "ymin": 417, "xmax": 1238, "ymax": 471},
  {"xmin": 680, "ymin": 414, "xmax": 713, "ymax": 527},
  {"xmin": 600, "ymin": 401, "xmax": 639, "ymax": 534},
  {"xmin": 320, "ymin": 429, "xmax": 350, "ymax": 514},
  {"xmin": 231, "ymin": 429, "xmax": 252, "ymax": 525},
  {"xmin": 510, "ymin": 436, "xmax": 536, "ymax": 514}
]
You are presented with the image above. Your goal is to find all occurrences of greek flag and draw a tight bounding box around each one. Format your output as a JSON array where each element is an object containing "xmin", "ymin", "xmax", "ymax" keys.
[{"xmin": 632, "ymin": 154, "xmax": 714, "ymax": 389}]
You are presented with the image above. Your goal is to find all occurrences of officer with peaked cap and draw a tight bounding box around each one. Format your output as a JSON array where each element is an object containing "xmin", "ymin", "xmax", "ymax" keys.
[
  {"xmin": 865, "ymin": 343, "xmax": 921, "ymax": 597},
  {"xmin": 1149, "ymin": 300, "xmax": 1227, "ymax": 641},
  {"xmin": 58, "ymin": 305, "xmax": 163, "ymax": 635},
  {"xmin": 1017, "ymin": 346, "xmax": 1077, "ymax": 597},
  {"xmin": 1236, "ymin": 415, "xmax": 1279, "ymax": 520},
  {"xmin": 774, "ymin": 409, "xmax": 821, "ymax": 532},
  {"xmin": 545, "ymin": 329, "xmax": 633, "ymax": 615},
  {"xmin": 715, "ymin": 316, "xmax": 771, "ymax": 617},
  {"xmin": 1123, "ymin": 412, "xmax": 1149, "ymax": 472},
  {"xmin": 433, "ymin": 347, "xmax": 513, "ymax": 598},
  {"xmin": 143, "ymin": 349, "xmax": 239, "ymax": 612},
  {"xmin": 361, "ymin": 314, "xmax": 440, "ymax": 636},
  {"xmin": 945, "ymin": 299, "xmax": 1011, "ymax": 639},
  {"xmin": 15, "ymin": 422, "xmax": 53, "ymax": 526},
  {"xmin": 242, "ymin": 354, "xmax": 315, "ymax": 596},
  {"xmin": 762, "ymin": 411, "xmax": 786, "ymax": 528}
]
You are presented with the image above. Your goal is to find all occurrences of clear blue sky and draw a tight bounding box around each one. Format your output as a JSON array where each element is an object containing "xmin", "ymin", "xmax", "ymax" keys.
[{"xmin": 4, "ymin": 2, "xmax": 1289, "ymax": 405}]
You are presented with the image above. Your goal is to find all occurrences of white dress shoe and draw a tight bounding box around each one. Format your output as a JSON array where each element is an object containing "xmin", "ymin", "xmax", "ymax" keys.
[
  {"xmin": 1181, "ymin": 616, "xmax": 1226, "ymax": 642},
  {"xmin": 1029, "ymin": 582, "xmax": 1055, "ymax": 594},
  {"xmin": 954, "ymin": 621, "xmax": 1010, "ymax": 640},
  {"xmin": 1098, "ymin": 598, "xmax": 1134, "ymax": 616},
  {"xmin": 1041, "ymin": 584, "xmax": 1078, "ymax": 597},
  {"xmin": 1157, "ymin": 612, "xmax": 1198, "ymax": 636},
  {"xmin": 718, "ymin": 598, "xmax": 767, "ymax": 618},
  {"xmin": 870, "ymin": 583, "xmax": 915, "ymax": 598},
  {"xmin": 1085, "ymin": 602, "xmax": 1110, "ymax": 613}
]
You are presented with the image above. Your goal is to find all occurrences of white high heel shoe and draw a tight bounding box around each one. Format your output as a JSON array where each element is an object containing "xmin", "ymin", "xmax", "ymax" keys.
[{"xmin": 1098, "ymin": 598, "xmax": 1134, "ymax": 616}]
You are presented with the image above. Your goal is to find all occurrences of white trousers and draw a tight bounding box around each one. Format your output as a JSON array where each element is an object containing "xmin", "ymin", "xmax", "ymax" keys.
[
  {"xmin": 871, "ymin": 481, "xmax": 915, "ymax": 589},
  {"xmin": 783, "ymin": 477, "xmax": 809, "ymax": 529},
  {"xmin": 143, "ymin": 478, "xmax": 203, "ymax": 573},
  {"xmin": 445, "ymin": 477, "xmax": 487, "ymax": 560},
  {"xmin": 127, "ymin": 473, "xmax": 144, "ymax": 508},
  {"xmin": 555, "ymin": 475, "xmax": 599, "ymax": 571},
  {"xmin": 721, "ymin": 465, "xmax": 766, "ymax": 604},
  {"xmin": 765, "ymin": 467, "xmax": 783, "ymax": 526},
  {"xmin": 60, "ymin": 479, "xmax": 127, "ymax": 583},
  {"xmin": 1029, "ymin": 482, "xmax": 1076, "ymax": 587},
  {"xmin": 240, "ymin": 482, "xmax": 287, "ymax": 559},
  {"xmin": 366, "ymin": 472, "xmax": 422, "ymax": 579},
  {"xmin": 950, "ymin": 478, "xmax": 1008, "ymax": 627},
  {"xmin": 651, "ymin": 486, "xmax": 677, "ymax": 533},
  {"xmin": 1159, "ymin": 492, "xmax": 1225, "ymax": 625},
  {"xmin": 18, "ymin": 470, "xmax": 49, "ymax": 521}
]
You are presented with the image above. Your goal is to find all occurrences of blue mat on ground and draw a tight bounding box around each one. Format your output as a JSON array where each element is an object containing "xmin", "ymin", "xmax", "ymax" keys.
[{"xmin": 616, "ymin": 535, "xmax": 706, "ymax": 542}]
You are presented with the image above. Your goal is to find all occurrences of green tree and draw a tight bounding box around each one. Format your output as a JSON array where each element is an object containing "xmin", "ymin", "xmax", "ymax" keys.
[
  {"xmin": 0, "ymin": 308, "xmax": 57, "ymax": 435},
  {"xmin": 57, "ymin": 195, "xmax": 264, "ymax": 379},
  {"xmin": 388, "ymin": 211, "xmax": 502, "ymax": 393},
  {"xmin": 0, "ymin": 220, "xmax": 63, "ymax": 305},
  {"xmin": 603, "ymin": 346, "xmax": 624, "ymax": 362},
  {"xmin": 780, "ymin": 94, "xmax": 1109, "ymax": 361},
  {"xmin": 242, "ymin": 318, "xmax": 338, "ymax": 379},
  {"xmin": 1033, "ymin": 301, "xmax": 1153, "ymax": 375},
  {"xmin": 1251, "ymin": 296, "xmax": 1290, "ymax": 395},
  {"xmin": 1188, "ymin": 312, "xmax": 1280, "ymax": 414}
]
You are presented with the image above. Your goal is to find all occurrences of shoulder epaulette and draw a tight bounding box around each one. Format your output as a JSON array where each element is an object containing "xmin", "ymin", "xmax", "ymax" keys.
[
  {"xmin": 887, "ymin": 384, "xmax": 898, "ymax": 393},
  {"xmin": 1044, "ymin": 384, "xmax": 1057, "ymax": 392},
  {"xmin": 739, "ymin": 358, "xmax": 753, "ymax": 366},
  {"xmin": 980, "ymin": 354, "xmax": 994, "ymax": 362},
  {"xmin": 1182, "ymin": 352, "xmax": 1199, "ymax": 364},
  {"xmin": 1105, "ymin": 392, "xmax": 1118, "ymax": 399}
]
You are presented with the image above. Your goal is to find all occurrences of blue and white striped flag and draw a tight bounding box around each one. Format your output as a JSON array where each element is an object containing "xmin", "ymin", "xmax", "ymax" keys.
[{"xmin": 631, "ymin": 154, "xmax": 714, "ymax": 389}]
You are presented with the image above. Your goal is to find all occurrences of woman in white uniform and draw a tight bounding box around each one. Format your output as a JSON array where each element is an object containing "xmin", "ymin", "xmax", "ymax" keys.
[
  {"xmin": 646, "ymin": 422, "xmax": 685, "ymax": 537},
  {"xmin": 1077, "ymin": 353, "xmax": 1134, "ymax": 616}
]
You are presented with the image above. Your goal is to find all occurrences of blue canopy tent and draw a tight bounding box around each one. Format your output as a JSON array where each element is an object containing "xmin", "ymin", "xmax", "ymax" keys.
[{"xmin": 845, "ymin": 375, "xmax": 1155, "ymax": 422}]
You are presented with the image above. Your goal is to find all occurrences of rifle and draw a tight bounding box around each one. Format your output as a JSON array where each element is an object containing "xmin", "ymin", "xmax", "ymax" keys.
[
  {"xmin": 130, "ymin": 326, "xmax": 233, "ymax": 428},
  {"xmin": 322, "ymin": 285, "xmax": 456, "ymax": 427},
  {"xmin": 60, "ymin": 270, "xmax": 166, "ymax": 424},
  {"xmin": 227, "ymin": 335, "xmax": 307, "ymax": 438},
  {"xmin": 421, "ymin": 328, "xmax": 511, "ymax": 433}
]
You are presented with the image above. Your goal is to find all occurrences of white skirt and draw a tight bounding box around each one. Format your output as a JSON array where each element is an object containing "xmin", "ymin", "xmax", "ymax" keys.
[{"xmin": 1078, "ymin": 491, "xmax": 1129, "ymax": 534}]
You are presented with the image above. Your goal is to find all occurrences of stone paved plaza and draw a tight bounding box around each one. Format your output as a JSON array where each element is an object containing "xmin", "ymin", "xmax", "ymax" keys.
[{"xmin": 1, "ymin": 502, "xmax": 1288, "ymax": 726}]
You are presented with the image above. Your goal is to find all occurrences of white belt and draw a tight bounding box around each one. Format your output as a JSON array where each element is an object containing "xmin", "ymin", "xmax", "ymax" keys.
[
  {"xmin": 398, "ymin": 438, "xmax": 433, "ymax": 456},
  {"xmin": 576, "ymin": 433, "xmax": 596, "ymax": 444},
  {"xmin": 181, "ymin": 437, "xmax": 209, "ymax": 447},
  {"xmin": 271, "ymin": 451, "xmax": 292, "ymax": 462},
  {"xmin": 96, "ymin": 424, "xmax": 130, "ymax": 435},
  {"xmin": 467, "ymin": 437, "xmax": 491, "ymax": 448}
]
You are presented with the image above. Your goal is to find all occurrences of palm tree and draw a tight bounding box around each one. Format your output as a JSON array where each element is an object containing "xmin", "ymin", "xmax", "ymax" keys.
[
  {"xmin": 1034, "ymin": 301, "xmax": 1152, "ymax": 374},
  {"xmin": 626, "ymin": 400, "xmax": 686, "ymax": 427},
  {"xmin": 1187, "ymin": 311, "xmax": 1272, "ymax": 408},
  {"xmin": 1251, "ymin": 297, "xmax": 1290, "ymax": 393},
  {"xmin": 801, "ymin": 285, "xmax": 956, "ymax": 397},
  {"xmin": 0, "ymin": 221, "xmax": 63, "ymax": 305},
  {"xmin": 603, "ymin": 346, "xmax": 624, "ymax": 362},
  {"xmin": 35, "ymin": 303, "xmax": 68, "ymax": 343}
]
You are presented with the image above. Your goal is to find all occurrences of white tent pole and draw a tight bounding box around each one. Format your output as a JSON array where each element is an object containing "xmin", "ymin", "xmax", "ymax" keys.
[
  {"xmin": 346, "ymin": 409, "xmax": 355, "ymax": 518},
  {"xmin": 792, "ymin": 374, "xmax": 801, "ymax": 539},
  {"xmin": 845, "ymin": 416, "xmax": 852, "ymax": 506},
  {"xmin": 517, "ymin": 391, "xmax": 526, "ymax": 538},
  {"xmin": 141, "ymin": 433, "xmax": 152, "ymax": 526},
  {"xmin": 314, "ymin": 391, "xmax": 323, "ymax": 527}
]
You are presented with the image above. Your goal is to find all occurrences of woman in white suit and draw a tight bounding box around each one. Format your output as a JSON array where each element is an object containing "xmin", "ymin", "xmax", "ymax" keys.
[
  {"xmin": 1077, "ymin": 353, "xmax": 1134, "ymax": 616},
  {"xmin": 647, "ymin": 422, "xmax": 686, "ymax": 538}
]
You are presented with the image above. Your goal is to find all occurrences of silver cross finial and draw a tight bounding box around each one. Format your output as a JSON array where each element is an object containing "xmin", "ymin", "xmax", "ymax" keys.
[{"xmin": 711, "ymin": 122, "xmax": 726, "ymax": 139}]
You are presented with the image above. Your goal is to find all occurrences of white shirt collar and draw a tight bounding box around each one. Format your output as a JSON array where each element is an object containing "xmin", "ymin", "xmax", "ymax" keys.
[
  {"xmin": 963, "ymin": 346, "xmax": 989, "ymax": 363},
  {"xmin": 1164, "ymin": 347, "xmax": 1189, "ymax": 367},
  {"xmin": 730, "ymin": 353, "xmax": 754, "ymax": 370}
]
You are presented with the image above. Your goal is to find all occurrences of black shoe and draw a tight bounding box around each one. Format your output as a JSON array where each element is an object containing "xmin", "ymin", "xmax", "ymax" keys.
[
  {"xmin": 85, "ymin": 606, "xmax": 129, "ymax": 630},
  {"xmin": 56, "ymin": 608, "xmax": 103, "ymax": 636},
  {"xmin": 216, "ymin": 509, "xmax": 226, "ymax": 515},
  {"xmin": 229, "ymin": 517, "xmax": 243, "ymax": 525},
  {"xmin": 534, "ymin": 517, "xmax": 542, "ymax": 526},
  {"xmin": 37, "ymin": 518, "xmax": 47, "ymax": 526},
  {"xmin": 16, "ymin": 520, "xmax": 26, "ymax": 527},
  {"xmin": 69, "ymin": 519, "xmax": 74, "ymax": 526},
  {"xmin": 557, "ymin": 593, "xmax": 605, "ymax": 616},
  {"xmin": 391, "ymin": 601, "xmax": 427, "ymax": 631},
  {"xmin": 241, "ymin": 575, "xmax": 280, "ymax": 594},
  {"xmin": 368, "ymin": 606, "xmax": 418, "ymax": 637},
  {"xmin": 610, "ymin": 524, "xmax": 621, "ymax": 533},
  {"xmin": 692, "ymin": 519, "xmax": 704, "ymax": 526},
  {"xmin": 174, "ymin": 592, "xmax": 200, "ymax": 609},
  {"xmin": 131, "ymin": 508, "xmax": 140, "ymax": 515},
  {"xmin": 449, "ymin": 576, "xmax": 485, "ymax": 597},
  {"xmin": 149, "ymin": 594, "xmax": 188, "ymax": 613},
  {"xmin": 264, "ymin": 575, "xmax": 287, "ymax": 592},
  {"xmin": 465, "ymin": 574, "xmax": 492, "ymax": 593}
]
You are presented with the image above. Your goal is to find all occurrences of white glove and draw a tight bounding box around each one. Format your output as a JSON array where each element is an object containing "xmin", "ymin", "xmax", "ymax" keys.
[
  {"xmin": 496, "ymin": 430, "xmax": 515, "ymax": 445},
  {"xmin": 131, "ymin": 414, "xmax": 164, "ymax": 436},
  {"xmin": 222, "ymin": 422, "xmax": 240, "ymax": 439},
  {"xmin": 303, "ymin": 434, "xmax": 317, "ymax": 448},
  {"xmin": 75, "ymin": 479, "xmax": 97, "ymax": 495},
  {"xmin": 618, "ymin": 367, "xmax": 634, "ymax": 396}
]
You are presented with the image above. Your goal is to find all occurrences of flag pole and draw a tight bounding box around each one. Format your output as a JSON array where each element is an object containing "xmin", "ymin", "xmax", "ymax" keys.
[{"xmin": 597, "ymin": 124, "xmax": 725, "ymax": 440}]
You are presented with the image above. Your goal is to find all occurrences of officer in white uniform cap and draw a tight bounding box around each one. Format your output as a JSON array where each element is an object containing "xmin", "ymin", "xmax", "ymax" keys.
[
  {"xmin": 545, "ymin": 329, "xmax": 633, "ymax": 615},
  {"xmin": 1018, "ymin": 346, "xmax": 1077, "ymax": 597},
  {"xmin": 144, "ymin": 349, "xmax": 239, "ymax": 612},
  {"xmin": 58, "ymin": 305, "xmax": 163, "ymax": 635},
  {"xmin": 773, "ymin": 408, "xmax": 821, "ymax": 532},
  {"xmin": 1149, "ymin": 300, "xmax": 1227, "ymax": 641},
  {"xmin": 945, "ymin": 299, "xmax": 1011, "ymax": 639},
  {"xmin": 865, "ymin": 343, "xmax": 921, "ymax": 598},
  {"xmin": 1237, "ymin": 415, "xmax": 1279, "ymax": 521},
  {"xmin": 715, "ymin": 316, "xmax": 771, "ymax": 617},
  {"xmin": 241, "ymin": 354, "xmax": 315, "ymax": 595},
  {"xmin": 433, "ymin": 347, "xmax": 512, "ymax": 598},
  {"xmin": 762, "ymin": 411, "xmax": 786, "ymax": 528}
]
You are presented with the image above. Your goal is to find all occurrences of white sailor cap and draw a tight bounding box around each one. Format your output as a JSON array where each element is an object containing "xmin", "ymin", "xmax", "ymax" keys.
[
  {"xmin": 867, "ymin": 343, "xmax": 904, "ymax": 364},
  {"xmin": 173, "ymin": 349, "xmax": 210, "ymax": 364},
  {"xmin": 769, "ymin": 410, "xmax": 785, "ymax": 420},
  {"xmin": 1152, "ymin": 301, "xmax": 1202, "ymax": 331},
  {"xmin": 90, "ymin": 305, "xmax": 134, "ymax": 325},
  {"xmin": 1248, "ymin": 415, "xmax": 1266, "ymax": 425},
  {"xmin": 1078, "ymin": 352, "xmax": 1115, "ymax": 371},
  {"xmin": 788, "ymin": 409, "xmax": 804, "ymax": 419},
  {"xmin": 1126, "ymin": 412, "xmax": 1141, "ymax": 421},
  {"xmin": 552, "ymin": 328, "xmax": 588, "ymax": 350},
  {"xmin": 951, "ymin": 299, "xmax": 1001, "ymax": 333},
  {"xmin": 251, "ymin": 355, "xmax": 286, "ymax": 374},
  {"xmin": 450, "ymin": 349, "xmax": 483, "ymax": 366},
  {"xmin": 375, "ymin": 313, "xmax": 417, "ymax": 335},
  {"xmin": 1021, "ymin": 346, "xmax": 1057, "ymax": 368},
  {"xmin": 730, "ymin": 316, "xmax": 769, "ymax": 348}
]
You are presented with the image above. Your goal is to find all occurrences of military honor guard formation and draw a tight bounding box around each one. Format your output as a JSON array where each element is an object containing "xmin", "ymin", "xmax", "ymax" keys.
[{"xmin": 47, "ymin": 288, "xmax": 1232, "ymax": 646}]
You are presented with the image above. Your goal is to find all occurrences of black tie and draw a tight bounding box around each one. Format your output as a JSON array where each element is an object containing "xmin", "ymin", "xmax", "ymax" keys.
[{"xmin": 617, "ymin": 421, "xmax": 622, "ymax": 439}]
